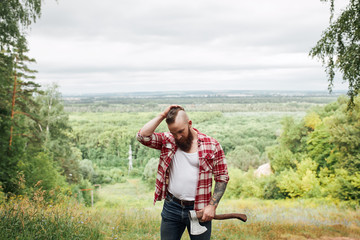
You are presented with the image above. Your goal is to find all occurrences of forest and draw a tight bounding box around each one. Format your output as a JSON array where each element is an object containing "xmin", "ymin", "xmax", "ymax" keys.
[
  {"xmin": 64, "ymin": 92, "xmax": 359, "ymax": 204},
  {"xmin": 3, "ymin": 86, "xmax": 359, "ymax": 205}
]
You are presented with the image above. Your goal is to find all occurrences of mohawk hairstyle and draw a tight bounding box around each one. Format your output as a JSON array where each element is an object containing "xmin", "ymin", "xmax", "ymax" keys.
[{"xmin": 166, "ymin": 106, "xmax": 185, "ymax": 124}]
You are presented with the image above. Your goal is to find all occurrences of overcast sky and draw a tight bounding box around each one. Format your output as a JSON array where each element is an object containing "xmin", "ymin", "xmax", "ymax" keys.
[{"xmin": 27, "ymin": 0, "xmax": 349, "ymax": 95}]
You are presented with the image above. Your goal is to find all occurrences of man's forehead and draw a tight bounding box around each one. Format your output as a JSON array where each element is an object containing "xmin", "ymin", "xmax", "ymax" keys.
[{"xmin": 168, "ymin": 120, "xmax": 186, "ymax": 131}]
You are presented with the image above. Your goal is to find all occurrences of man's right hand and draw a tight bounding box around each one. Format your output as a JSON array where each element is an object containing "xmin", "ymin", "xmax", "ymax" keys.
[{"xmin": 161, "ymin": 105, "xmax": 182, "ymax": 119}]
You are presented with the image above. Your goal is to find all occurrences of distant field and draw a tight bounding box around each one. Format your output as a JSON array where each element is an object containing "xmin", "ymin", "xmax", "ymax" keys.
[{"xmin": 63, "ymin": 90, "xmax": 340, "ymax": 113}]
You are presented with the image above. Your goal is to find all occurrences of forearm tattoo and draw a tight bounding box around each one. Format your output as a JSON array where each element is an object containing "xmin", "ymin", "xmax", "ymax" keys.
[{"xmin": 209, "ymin": 182, "xmax": 227, "ymax": 206}]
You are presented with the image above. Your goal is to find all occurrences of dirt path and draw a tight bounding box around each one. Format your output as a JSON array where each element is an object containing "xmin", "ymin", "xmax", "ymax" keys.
[
  {"xmin": 282, "ymin": 235, "xmax": 359, "ymax": 240},
  {"xmin": 316, "ymin": 238, "xmax": 359, "ymax": 240}
]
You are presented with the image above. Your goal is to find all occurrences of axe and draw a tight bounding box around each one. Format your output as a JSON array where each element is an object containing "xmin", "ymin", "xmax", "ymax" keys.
[{"xmin": 188, "ymin": 210, "xmax": 247, "ymax": 235}]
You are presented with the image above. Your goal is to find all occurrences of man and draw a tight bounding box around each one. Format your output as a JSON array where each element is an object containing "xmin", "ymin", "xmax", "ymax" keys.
[{"xmin": 137, "ymin": 105, "xmax": 229, "ymax": 240}]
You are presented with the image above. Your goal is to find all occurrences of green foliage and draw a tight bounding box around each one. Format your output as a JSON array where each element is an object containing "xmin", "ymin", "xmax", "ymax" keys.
[
  {"xmin": 310, "ymin": 0, "xmax": 360, "ymax": 106},
  {"xmin": 278, "ymin": 116, "xmax": 307, "ymax": 153},
  {"xmin": 331, "ymin": 169, "xmax": 360, "ymax": 201},
  {"xmin": 262, "ymin": 175, "xmax": 286, "ymax": 200},
  {"xmin": 79, "ymin": 159, "xmax": 95, "ymax": 181},
  {"xmin": 71, "ymin": 179, "xmax": 100, "ymax": 207},
  {"xmin": 0, "ymin": 184, "xmax": 5, "ymax": 203},
  {"xmin": 0, "ymin": 42, "xmax": 41, "ymax": 193},
  {"xmin": 19, "ymin": 152, "xmax": 66, "ymax": 192},
  {"xmin": 142, "ymin": 158, "xmax": 158, "ymax": 187},
  {"xmin": 33, "ymin": 84, "xmax": 82, "ymax": 183},
  {"xmin": 0, "ymin": 0, "xmax": 42, "ymax": 48},
  {"xmin": 227, "ymin": 144, "xmax": 262, "ymax": 171},
  {"xmin": 277, "ymin": 158, "xmax": 321, "ymax": 198},
  {"xmin": 225, "ymin": 169, "xmax": 264, "ymax": 199},
  {"xmin": 306, "ymin": 122, "xmax": 333, "ymax": 169},
  {"xmin": 304, "ymin": 111, "xmax": 322, "ymax": 130},
  {"xmin": 0, "ymin": 0, "xmax": 56, "ymax": 196},
  {"xmin": 267, "ymin": 145, "xmax": 296, "ymax": 173},
  {"xmin": 266, "ymin": 96, "xmax": 360, "ymax": 201}
]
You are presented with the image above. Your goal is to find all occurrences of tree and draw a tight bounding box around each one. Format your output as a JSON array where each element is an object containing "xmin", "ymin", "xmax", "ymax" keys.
[
  {"xmin": 9, "ymin": 37, "xmax": 41, "ymax": 148},
  {"xmin": 227, "ymin": 144, "xmax": 262, "ymax": 171},
  {"xmin": 267, "ymin": 145, "xmax": 297, "ymax": 173},
  {"xmin": 278, "ymin": 116, "xmax": 307, "ymax": 153},
  {"xmin": 310, "ymin": 0, "xmax": 360, "ymax": 107},
  {"xmin": 19, "ymin": 152, "xmax": 66, "ymax": 191},
  {"xmin": 33, "ymin": 84, "xmax": 82, "ymax": 183},
  {"xmin": 0, "ymin": 38, "xmax": 41, "ymax": 193},
  {"xmin": 277, "ymin": 158, "xmax": 320, "ymax": 198},
  {"xmin": 0, "ymin": 0, "xmax": 42, "ymax": 49},
  {"xmin": 0, "ymin": 0, "xmax": 44, "ymax": 193}
]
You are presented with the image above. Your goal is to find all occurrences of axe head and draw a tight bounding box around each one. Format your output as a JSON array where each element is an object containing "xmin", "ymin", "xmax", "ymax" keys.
[{"xmin": 188, "ymin": 210, "xmax": 207, "ymax": 235}]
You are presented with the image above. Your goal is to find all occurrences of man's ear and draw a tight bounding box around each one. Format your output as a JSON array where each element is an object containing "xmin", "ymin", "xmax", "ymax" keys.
[{"xmin": 188, "ymin": 120, "xmax": 192, "ymax": 127}]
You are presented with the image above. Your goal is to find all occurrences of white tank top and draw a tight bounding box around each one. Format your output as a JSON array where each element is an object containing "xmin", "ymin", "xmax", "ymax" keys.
[{"xmin": 168, "ymin": 149, "xmax": 199, "ymax": 201}]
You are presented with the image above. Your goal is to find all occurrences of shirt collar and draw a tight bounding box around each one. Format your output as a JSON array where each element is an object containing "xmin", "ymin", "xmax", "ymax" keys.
[{"xmin": 193, "ymin": 128, "xmax": 206, "ymax": 142}]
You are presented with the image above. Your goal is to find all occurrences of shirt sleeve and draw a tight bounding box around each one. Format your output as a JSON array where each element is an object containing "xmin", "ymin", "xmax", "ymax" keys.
[
  {"xmin": 136, "ymin": 130, "xmax": 164, "ymax": 150},
  {"xmin": 213, "ymin": 142, "xmax": 230, "ymax": 183}
]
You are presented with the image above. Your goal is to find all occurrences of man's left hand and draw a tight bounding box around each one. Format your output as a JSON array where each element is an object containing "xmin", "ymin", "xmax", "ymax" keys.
[{"xmin": 199, "ymin": 204, "xmax": 216, "ymax": 222}]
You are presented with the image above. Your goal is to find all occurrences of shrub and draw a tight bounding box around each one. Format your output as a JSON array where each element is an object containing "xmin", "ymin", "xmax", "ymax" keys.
[
  {"xmin": 143, "ymin": 158, "xmax": 158, "ymax": 187},
  {"xmin": 227, "ymin": 145, "xmax": 262, "ymax": 171},
  {"xmin": 262, "ymin": 175, "xmax": 286, "ymax": 199},
  {"xmin": 267, "ymin": 145, "xmax": 297, "ymax": 173},
  {"xmin": 277, "ymin": 158, "xmax": 321, "ymax": 198},
  {"xmin": 225, "ymin": 168, "xmax": 263, "ymax": 199}
]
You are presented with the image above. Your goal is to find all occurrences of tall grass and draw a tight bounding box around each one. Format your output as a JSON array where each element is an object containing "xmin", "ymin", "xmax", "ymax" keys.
[{"xmin": 0, "ymin": 193, "xmax": 103, "ymax": 239}]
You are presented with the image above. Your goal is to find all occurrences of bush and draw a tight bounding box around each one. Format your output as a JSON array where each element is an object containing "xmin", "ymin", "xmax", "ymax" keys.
[
  {"xmin": 79, "ymin": 159, "xmax": 95, "ymax": 181},
  {"xmin": 277, "ymin": 158, "xmax": 321, "ymax": 198},
  {"xmin": 267, "ymin": 145, "xmax": 297, "ymax": 173},
  {"xmin": 0, "ymin": 184, "xmax": 5, "ymax": 203},
  {"xmin": 328, "ymin": 169, "xmax": 360, "ymax": 201},
  {"xmin": 227, "ymin": 145, "xmax": 262, "ymax": 171},
  {"xmin": 225, "ymin": 168, "xmax": 263, "ymax": 199},
  {"xmin": 263, "ymin": 175, "xmax": 286, "ymax": 199},
  {"xmin": 143, "ymin": 158, "xmax": 158, "ymax": 187},
  {"xmin": 19, "ymin": 152, "xmax": 66, "ymax": 192}
]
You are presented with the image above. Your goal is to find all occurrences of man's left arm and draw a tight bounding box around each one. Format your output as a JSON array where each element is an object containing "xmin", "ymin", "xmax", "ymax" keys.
[
  {"xmin": 200, "ymin": 182, "xmax": 228, "ymax": 221},
  {"xmin": 201, "ymin": 142, "xmax": 229, "ymax": 222}
]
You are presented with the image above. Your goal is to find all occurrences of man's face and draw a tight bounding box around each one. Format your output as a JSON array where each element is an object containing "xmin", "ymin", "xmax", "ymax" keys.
[{"xmin": 168, "ymin": 120, "xmax": 193, "ymax": 152}]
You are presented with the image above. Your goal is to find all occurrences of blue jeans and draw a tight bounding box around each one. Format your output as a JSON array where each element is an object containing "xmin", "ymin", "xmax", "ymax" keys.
[{"xmin": 160, "ymin": 194, "xmax": 212, "ymax": 240}]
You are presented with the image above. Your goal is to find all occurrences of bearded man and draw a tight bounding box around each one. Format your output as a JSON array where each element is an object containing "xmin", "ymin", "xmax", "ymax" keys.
[{"xmin": 137, "ymin": 105, "xmax": 229, "ymax": 240}]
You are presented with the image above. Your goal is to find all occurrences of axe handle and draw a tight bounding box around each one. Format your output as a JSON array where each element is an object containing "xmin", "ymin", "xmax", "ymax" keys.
[
  {"xmin": 214, "ymin": 213, "xmax": 247, "ymax": 222},
  {"xmin": 196, "ymin": 212, "xmax": 247, "ymax": 222}
]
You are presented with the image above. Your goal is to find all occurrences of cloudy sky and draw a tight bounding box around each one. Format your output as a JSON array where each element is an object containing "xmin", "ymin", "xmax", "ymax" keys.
[{"xmin": 27, "ymin": 0, "xmax": 349, "ymax": 95}]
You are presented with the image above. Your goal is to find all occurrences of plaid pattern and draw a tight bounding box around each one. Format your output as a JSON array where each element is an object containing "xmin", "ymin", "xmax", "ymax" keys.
[{"xmin": 136, "ymin": 128, "xmax": 229, "ymax": 211}]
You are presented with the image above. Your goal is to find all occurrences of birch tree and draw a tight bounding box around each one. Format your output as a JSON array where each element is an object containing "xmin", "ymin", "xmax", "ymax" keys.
[{"xmin": 310, "ymin": 0, "xmax": 360, "ymax": 107}]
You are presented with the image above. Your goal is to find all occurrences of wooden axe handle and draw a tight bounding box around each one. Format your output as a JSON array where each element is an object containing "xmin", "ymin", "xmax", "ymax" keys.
[{"xmin": 196, "ymin": 212, "xmax": 247, "ymax": 222}]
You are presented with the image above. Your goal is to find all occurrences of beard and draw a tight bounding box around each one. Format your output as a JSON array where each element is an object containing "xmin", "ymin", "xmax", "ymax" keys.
[{"xmin": 175, "ymin": 127, "xmax": 194, "ymax": 152}]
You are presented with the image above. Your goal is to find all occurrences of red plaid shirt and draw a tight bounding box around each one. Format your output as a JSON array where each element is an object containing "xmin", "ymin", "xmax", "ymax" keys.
[{"xmin": 136, "ymin": 128, "xmax": 229, "ymax": 211}]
